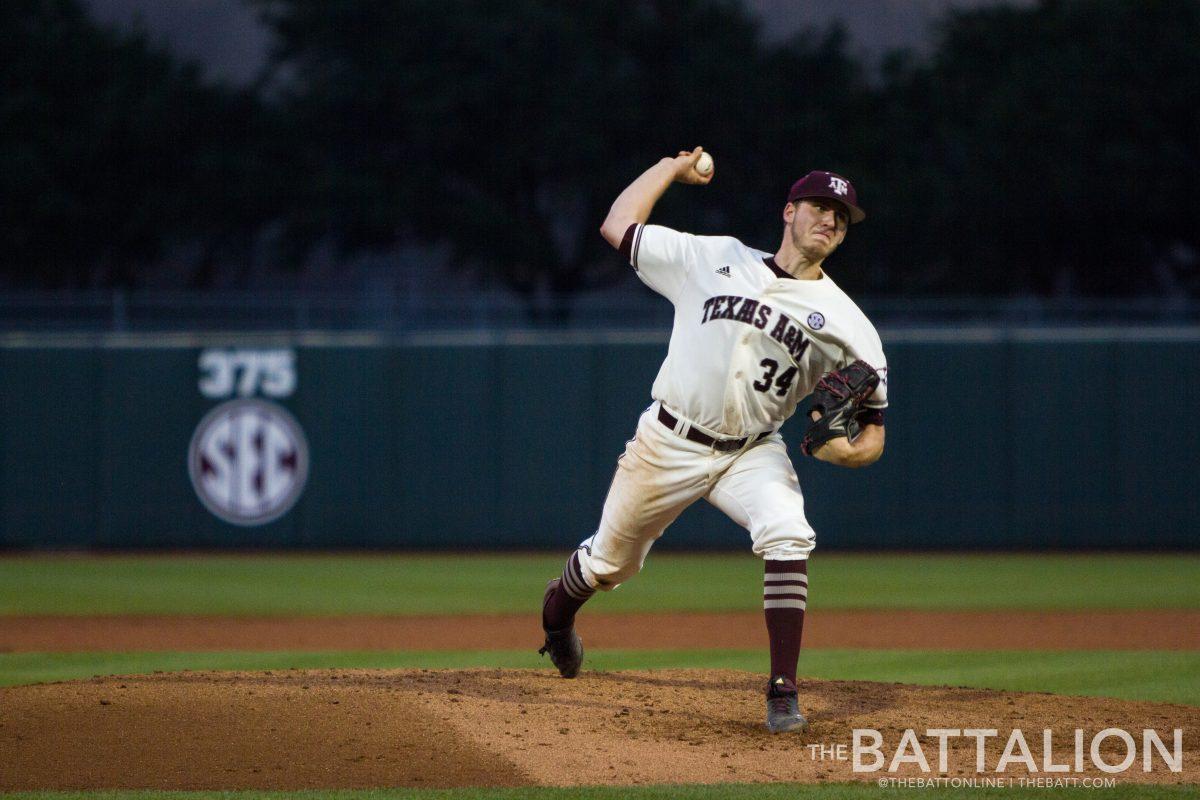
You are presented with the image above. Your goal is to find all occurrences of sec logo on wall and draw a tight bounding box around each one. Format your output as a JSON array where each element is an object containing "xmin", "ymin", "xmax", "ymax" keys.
[{"xmin": 188, "ymin": 398, "xmax": 309, "ymax": 526}]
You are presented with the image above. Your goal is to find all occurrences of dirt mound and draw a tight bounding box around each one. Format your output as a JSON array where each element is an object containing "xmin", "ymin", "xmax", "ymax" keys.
[{"xmin": 1, "ymin": 669, "xmax": 1196, "ymax": 790}]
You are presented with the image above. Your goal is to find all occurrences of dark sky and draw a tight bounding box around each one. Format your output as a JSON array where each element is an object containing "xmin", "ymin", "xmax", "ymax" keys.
[
  {"xmin": 82, "ymin": 0, "xmax": 1031, "ymax": 86},
  {"xmin": 83, "ymin": 0, "xmax": 274, "ymax": 86}
]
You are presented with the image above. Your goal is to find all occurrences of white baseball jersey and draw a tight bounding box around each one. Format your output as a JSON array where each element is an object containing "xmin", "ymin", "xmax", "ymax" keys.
[
  {"xmin": 628, "ymin": 223, "xmax": 888, "ymax": 437},
  {"xmin": 574, "ymin": 222, "xmax": 889, "ymax": 588}
]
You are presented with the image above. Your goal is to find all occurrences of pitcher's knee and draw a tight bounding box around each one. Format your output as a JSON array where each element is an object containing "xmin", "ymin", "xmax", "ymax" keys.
[
  {"xmin": 760, "ymin": 541, "xmax": 814, "ymax": 561},
  {"xmin": 577, "ymin": 541, "xmax": 642, "ymax": 591},
  {"xmin": 753, "ymin": 523, "xmax": 816, "ymax": 561}
]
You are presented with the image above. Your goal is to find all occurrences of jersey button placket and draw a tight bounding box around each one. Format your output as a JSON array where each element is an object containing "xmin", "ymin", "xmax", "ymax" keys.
[
  {"xmin": 734, "ymin": 333, "xmax": 752, "ymax": 381},
  {"xmin": 728, "ymin": 335, "xmax": 753, "ymax": 430}
]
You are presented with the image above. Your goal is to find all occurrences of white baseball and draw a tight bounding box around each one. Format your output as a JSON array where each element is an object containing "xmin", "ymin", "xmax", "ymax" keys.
[{"xmin": 696, "ymin": 152, "xmax": 714, "ymax": 176}]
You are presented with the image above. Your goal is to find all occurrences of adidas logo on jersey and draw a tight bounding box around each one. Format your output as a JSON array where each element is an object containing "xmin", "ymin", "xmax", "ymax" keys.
[{"xmin": 715, "ymin": 266, "xmax": 732, "ymax": 277}]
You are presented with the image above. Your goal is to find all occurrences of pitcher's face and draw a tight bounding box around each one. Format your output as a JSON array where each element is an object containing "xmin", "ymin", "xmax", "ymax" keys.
[{"xmin": 787, "ymin": 198, "xmax": 848, "ymax": 259}]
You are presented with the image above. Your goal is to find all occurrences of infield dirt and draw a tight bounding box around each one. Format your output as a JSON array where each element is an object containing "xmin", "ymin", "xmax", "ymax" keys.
[
  {"xmin": 2, "ymin": 668, "xmax": 1197, "ymax": 790},
  {"xmin": 3, "ymin": 609, "xmax": 1199, "ymax": 651},
  {"xmin": 3, "ymin": 612, "xmax": 1197, "ymax": 790}
]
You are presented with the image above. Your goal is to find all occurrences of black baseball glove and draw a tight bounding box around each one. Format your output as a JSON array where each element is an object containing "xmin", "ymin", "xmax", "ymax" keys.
[{"xmin": 800, "ymin": 360, "xmax": 881, "ymax": 456}]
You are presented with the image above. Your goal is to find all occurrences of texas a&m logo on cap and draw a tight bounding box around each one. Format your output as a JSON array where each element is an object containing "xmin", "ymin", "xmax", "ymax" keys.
[{"xmin": 786, "ymin": 171, "xmax": 865, "ymax": 223}]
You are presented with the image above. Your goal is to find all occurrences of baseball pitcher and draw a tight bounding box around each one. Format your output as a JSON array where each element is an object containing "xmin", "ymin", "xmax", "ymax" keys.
[{"xmin": 539, "ymin": 147, "xmax": 888, "ymax": 734}]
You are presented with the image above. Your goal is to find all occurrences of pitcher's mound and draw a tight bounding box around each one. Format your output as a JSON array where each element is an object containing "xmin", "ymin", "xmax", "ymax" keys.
[{"xmin": 2, "ymin": 668, "xmax": 1196, "ymax": 789}]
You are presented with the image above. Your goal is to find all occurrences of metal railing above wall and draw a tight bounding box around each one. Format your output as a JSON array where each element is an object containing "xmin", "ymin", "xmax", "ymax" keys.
[{"xmin": 0, "ymin": 290, "xmax": 1196, "ymax": 331}]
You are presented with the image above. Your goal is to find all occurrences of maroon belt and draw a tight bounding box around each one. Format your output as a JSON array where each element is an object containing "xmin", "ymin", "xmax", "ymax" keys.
[{"xmin": 657, "ymin": 406, "xmax": 771, "ymax": 452}]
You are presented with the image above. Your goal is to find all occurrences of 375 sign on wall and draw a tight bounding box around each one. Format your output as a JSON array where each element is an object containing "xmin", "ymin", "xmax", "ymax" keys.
[{"xmin": 188, "ymin": 349, "xmax": 309, "ymax": 526}]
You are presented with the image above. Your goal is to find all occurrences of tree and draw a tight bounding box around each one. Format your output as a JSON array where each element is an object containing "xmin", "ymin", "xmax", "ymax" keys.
[
  {"xmin": 868, "ymin": 0, "xmax": 1200, "ymax": 297},
  {"xmin": 252, "ymin": 0, "xmax": 871, "ymax": 317},
  {"xmin": 0, "ymin": 0, "xmax": 284, "ymax": 288}
]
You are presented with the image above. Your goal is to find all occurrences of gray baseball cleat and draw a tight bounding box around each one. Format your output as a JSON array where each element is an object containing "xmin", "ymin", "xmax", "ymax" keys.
[
  {"xmin": 766, "ymin": 675, "xmax": 809, "ymax": 733},
  {"xmin": 538, "ymin": 578, "xmax": 584, "ymax": 678}
]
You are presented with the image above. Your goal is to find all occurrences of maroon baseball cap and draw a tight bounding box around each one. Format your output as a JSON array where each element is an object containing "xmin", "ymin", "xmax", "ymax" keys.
[{"xmin": 786, "ymin": 171, "xmax": 866, "ymax": 223}]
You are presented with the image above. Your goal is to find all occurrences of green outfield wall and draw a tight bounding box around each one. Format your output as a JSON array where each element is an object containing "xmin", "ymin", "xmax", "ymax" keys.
[{"xmin": 1, "ymin": 329, "xmax": 1196, "ymax": 550}]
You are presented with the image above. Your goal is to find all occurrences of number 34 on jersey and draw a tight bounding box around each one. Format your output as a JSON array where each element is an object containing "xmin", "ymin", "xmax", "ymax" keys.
[{"xmin": 701, "ymin": 291, "xmax": 812, "ymax": 392}]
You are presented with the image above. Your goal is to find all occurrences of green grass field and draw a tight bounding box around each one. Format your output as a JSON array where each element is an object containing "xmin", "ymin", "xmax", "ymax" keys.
[
  {"xmin": 1, "ymin": 553, "xmax": 1197, "ymax": 615},
  {"xmin": 2, "ymin": 553, "xmax": 1197, "ymax": 800},
  {"xmin": 4, "ymin": 649, "xmax": 1199, "ymax": 704}
]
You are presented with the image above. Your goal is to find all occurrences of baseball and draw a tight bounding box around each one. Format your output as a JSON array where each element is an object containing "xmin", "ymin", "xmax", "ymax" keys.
[{"xmin": 696, "ymin": 152, "xmax": 714, "ymax": 176}]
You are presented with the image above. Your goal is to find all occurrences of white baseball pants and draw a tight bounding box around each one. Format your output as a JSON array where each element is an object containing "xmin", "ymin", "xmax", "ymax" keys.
[{"xmin": 577, "ymin": 402, "xmax": 815, "ymax": 590}]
